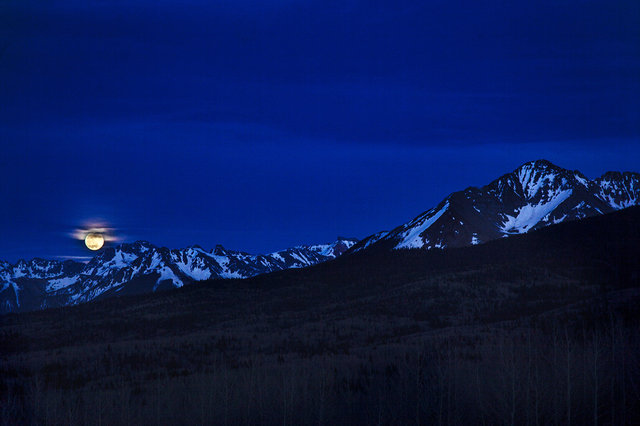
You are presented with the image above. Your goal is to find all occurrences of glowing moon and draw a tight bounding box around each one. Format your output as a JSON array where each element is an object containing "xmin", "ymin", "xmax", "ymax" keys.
[{"xmin": 84, "ymin": 233, "xmax": 105, "ymax": 250}]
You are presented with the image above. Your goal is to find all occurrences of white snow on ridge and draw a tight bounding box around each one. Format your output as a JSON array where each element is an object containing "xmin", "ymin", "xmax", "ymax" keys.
[
  {"xmin": 270, "ymin": 252, "xmax": 285, "ymax": 262},
  {"xmin": 46, "ymin": 277, "xmax": 79, "ymax": 292},
  {"xmin": 290, "ymin": 251, "xmax": 310, "ymax": 266},
  {"xmin": 204, "ymin": 253, "xmax": 246, "ymax": 279},
  {"xmin": 551, "ymin": 214, "xmax": 568, "ymax": 224},
  {"xmin": 395, "ymin": 202, "xmax": 449, "ymax": 249},
  {"xmin": 574, "ymin": 173, "xmax": 589, "ymax": 188},
  {"xmin": 502, "ymin": 189, "xmax": 572, "ymax": 234},
  {"xmin": 597, "ymin": 181, "xmax": 638, "ymax": 209},
  {"xmin": 12, "ymin": 282, "xmax": 20, "ymax": 307},
  {"xmin": 155, "ymin": 266, "xmax": 182, "ymax": 289},
  {"xmin": 364, "ymin": 231, "xmax": 389, "ymax": 249},
  {"xmin": 307, "ymin": 244, "xmax": 334, "ymax": 257},
  {"xmin": 517, "ymin": 165, "xmax": 556, "ymax": 199},
  {"xmin": 1, "ymin": 238, "xmax": 359, "ymax": 313},
  {"xmin": 606, "ymin": 197, "xmax": 637, "ymax": 209},
  {"xmin": 109, "ymin": 251, "xmax": 138, "ymax": 268},
  {"xmin": 147, "ymin": 253, "xmax": 163, "ymax": 270},
  {"xmin": 175, "ymin": 260, "xmax": 212, "ymax": 281},
  {"xmin": 12, "ymin": 268, "xmax": 27, "ymax": 278},
  {"xmin": 303, "ymin": 239, "xmax": 356, "ymax": 257}
]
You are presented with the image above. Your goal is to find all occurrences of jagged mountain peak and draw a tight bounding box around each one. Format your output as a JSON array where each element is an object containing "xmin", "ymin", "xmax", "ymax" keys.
[
  {"xmin": 117, "ymin": 240, "xmax": 155, "ymax": 253},
  {"xmin": 185, "ymin": 244, "xmax": 204, "ymax": 250},
  {"xmin": 593, "ymin": 170, "xmax": 639, "ymax": 209},
  {"xmin": 599, "ymin": 170, "xmax": 640, "ymax": 179},
  {"xmin": 212, "ymin": 244, "xmax": 249, "ymax": 257},
  {"xmin": 350, "ymin": 160, "xmax": 639, "ymax": 254},
  {"xmin": 488, "ymin": 160, "xmax": 576, "ymax": 200},
  {"xmin": 515, "ymin": 158, "xmax": 561, "ymax": 171}
]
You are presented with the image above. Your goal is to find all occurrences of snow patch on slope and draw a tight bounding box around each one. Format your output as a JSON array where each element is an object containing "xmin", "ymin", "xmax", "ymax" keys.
[
  {"xmin": 204, "ymin": 252, "xmax": 246, "ymax": 279},
  {"xmin": 395, "ymin": 202, "xmax": 449, "ymax": 249},
  {"xmin": 155, "ymin": 267, "xmax": 182, "ymax": 289},
  {"xmin": 502, "ymin": 189, "xmax": 572, "ymax": 234},
  {"xmin": 47, "ymin": 277, "xmax": 79, "ymax": 292}
]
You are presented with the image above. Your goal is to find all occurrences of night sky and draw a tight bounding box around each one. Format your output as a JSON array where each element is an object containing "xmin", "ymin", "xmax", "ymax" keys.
[{"xmin": 1, "ymin": 0, "xmax": 639, "ymax": 262}]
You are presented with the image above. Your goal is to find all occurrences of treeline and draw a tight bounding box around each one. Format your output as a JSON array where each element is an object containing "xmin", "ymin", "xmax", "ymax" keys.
[{"xmin": 3, "ymin": 314, "xmax": 638, "ymax": 425}]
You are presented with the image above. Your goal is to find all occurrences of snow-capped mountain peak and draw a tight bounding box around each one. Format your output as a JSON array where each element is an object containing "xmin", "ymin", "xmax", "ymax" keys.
[
  {"xmin": 0, "ymin": 237, "xmax": 358, "ymax": 313},
  {"xmin": 350, "ymin": 160, "xmax": 639, "ymax": 253}
]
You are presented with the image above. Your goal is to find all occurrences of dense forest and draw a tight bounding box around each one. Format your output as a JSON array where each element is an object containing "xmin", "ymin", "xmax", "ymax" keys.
[{"xmin": 2, "ymin": 208, "xmax": 639, "ymax": 425}]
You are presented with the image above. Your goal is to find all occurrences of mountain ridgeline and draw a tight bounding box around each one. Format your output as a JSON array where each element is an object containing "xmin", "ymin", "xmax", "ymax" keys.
[
  {"xmin": 0, "ymin": 238, "xmax": 357, "ymax": 313},
  {"xmin": 350, "ymin": 159, "xmax": 639, "ymax": 252},
  {"xmin": 1, "ymin": 159, "xmax": 638, "ymax": 314}
]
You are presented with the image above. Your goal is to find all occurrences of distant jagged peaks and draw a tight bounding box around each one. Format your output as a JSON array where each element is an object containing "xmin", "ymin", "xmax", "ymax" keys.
[
  {"xmin": 0, "ymin": 237, "xmax": 357, "ymax": 313},
  {"xmin": 350, "ymin": 160, "xmax": 639, "ymax": 253},
  {"xmin": 2, "ymin": 159, "xmax": 638, "ymax": 314}
]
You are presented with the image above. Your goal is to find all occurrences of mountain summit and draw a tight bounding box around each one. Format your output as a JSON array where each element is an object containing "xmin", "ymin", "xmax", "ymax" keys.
[{"xmin": 351, "ymin": 160, "xmax": 639, "ymax": 252}]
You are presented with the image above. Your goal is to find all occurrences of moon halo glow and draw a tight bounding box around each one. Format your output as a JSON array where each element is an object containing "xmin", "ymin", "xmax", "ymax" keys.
[
  {"xmin": 71, "ymin": 222, "xmax": 119, "ymax": 251},
  {"xmin": 84, "ymin": 233, "xmax": 105, "ymax": 250}
]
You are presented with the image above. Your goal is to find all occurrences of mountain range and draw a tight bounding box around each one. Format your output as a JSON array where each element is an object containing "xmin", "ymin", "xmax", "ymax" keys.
[
  {"xmin": 0, "ymin": 238, "xmax": 356, "ymax": 313},
  {"xmin": 1, "ymin": 159, "xmax": 638, "ymax": 314}
]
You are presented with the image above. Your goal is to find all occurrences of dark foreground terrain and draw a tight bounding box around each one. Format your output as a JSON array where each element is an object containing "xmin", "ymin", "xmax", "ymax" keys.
[{"xmin": 2, "ymin": 208, "xmax": 640, "ymax": 425}]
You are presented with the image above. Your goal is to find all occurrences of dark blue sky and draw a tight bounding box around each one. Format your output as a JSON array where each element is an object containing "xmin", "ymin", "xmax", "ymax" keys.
[{"xmin": 1, "ymin": 0, "xmax": 639, "ymax": 262}]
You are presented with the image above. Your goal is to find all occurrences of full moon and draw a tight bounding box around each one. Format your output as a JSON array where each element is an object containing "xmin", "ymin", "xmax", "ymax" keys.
[{"xmin": 85, "ymin": 233, "xmax": 105, "ymax": 250}]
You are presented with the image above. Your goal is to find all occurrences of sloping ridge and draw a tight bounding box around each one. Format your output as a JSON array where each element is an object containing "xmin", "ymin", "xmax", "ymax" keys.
[
  {"xmin": 242, "ymin": 205, "xmax": 640, "ymax": 293},
  {"xmin": 5, "ymin": 206, "xmax": 637, "ymax": 322},
  {"xmin": 349, "ymin": 159, "xmax": 639, "ymax": 253}
]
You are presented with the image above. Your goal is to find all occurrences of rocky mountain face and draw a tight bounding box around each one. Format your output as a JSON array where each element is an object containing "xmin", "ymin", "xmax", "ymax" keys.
[
  {"xmin": 350, "ymin": 159, "xmax": 639, "ymax": 252},
  {"xmin": 0, "ymin": 238, "xmax": 357, "ymax": 313}
]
